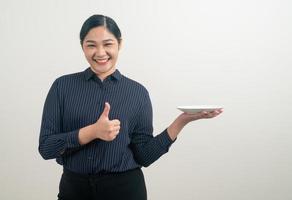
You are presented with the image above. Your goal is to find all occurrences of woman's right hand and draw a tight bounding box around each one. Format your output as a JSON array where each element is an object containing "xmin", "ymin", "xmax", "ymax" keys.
[
  {"xmin": 78, "ymin": 102, "xmax": 120, "ymax": 145},
  {"xmin": 94, "ymin": 102, "xmax": 121, "ymax": 141}
]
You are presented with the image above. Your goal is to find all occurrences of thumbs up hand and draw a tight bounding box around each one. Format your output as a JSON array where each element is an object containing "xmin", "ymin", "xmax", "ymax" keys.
[{"xmin": 94, "ymin": 102, "xmax": 121, "ymax": 141}]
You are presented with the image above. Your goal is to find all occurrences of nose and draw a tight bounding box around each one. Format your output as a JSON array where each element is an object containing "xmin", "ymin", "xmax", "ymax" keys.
[{"xmin": 95, "ymin": 45, "xmax": 106, "ymax": 57}]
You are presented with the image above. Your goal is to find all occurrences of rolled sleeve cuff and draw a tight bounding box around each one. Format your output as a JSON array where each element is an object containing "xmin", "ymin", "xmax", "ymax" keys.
[
  {"xmin": 157, "ymin": 129, "xmax": 176, "ymax": 150},
  {"xmin": 66, "ymin": 130, "xmax": 81, "ymax": 149}
]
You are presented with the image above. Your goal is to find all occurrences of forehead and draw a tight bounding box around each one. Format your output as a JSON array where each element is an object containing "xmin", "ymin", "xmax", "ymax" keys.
[{"xmin": 84, "ymin": 26, "xmax": 116, "ymax": 42}]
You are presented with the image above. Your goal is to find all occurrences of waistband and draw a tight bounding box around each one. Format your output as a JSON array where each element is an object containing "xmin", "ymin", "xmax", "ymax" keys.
[{"xmin": 63, "ymin": 167, "xmax": 141, "ymax": 180}]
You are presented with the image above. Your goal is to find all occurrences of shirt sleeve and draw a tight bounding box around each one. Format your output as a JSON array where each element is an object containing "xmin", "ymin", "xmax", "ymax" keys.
[
  {"xmin": 38, "ymin": 79, "xmax": 81, "ymax": 160},
  {"xmin": 129, "ymin": 91, "xmax": 175, "ymax": 167}
]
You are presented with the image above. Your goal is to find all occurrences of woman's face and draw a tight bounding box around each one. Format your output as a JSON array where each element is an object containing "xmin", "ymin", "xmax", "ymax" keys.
[{"xmin": 82, "ymin": 26, "xmax": 121, "ymax": 80}]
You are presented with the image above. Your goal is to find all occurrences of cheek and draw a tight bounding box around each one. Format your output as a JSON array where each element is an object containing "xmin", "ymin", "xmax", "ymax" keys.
[
  {"xmin": 108, "ymin": 49, "xmax": 119, "ymax": 59},
  {"xmin": 84, "ymin": 50, "xmax": 94, "ymax": 59}
]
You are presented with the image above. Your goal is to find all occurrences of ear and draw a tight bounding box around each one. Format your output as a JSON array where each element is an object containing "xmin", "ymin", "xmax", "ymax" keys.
[
  {"xmin": 80, "ymin": 41, "xmax": 84, "ymax": 50},
  {"xmin": 118, "ymin": 39, "xmax": 123, "ymax": 50}
]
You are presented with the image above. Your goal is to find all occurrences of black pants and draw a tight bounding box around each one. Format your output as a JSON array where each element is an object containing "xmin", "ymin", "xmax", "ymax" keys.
[{"xmin": 58, "ymin": 168, "xmax": 147, "ymax": 200}]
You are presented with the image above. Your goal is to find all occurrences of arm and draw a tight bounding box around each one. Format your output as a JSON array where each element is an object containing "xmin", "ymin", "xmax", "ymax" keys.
[
  {"xmin": 38, "ymin": 80, "xmax": 81, "ymax": 160},
  {"xmin": 130, "ymin": 93, "xmax": 223, "ymax": 167},
  {"xmin": 38, "ymin": 80, "xmax": 120, "ymax": 160},
  {"xmin": 130, "ymin": 93, "xmax": 174, "ymax": 167}
]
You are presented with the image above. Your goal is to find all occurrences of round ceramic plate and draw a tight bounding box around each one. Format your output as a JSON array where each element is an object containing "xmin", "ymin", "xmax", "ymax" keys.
[{"xmin": 177, "ymin": 105, "xmax": 223, "ymax": 114}]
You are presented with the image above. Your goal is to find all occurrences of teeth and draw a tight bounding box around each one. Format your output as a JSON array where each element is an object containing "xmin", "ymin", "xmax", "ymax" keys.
[{"xmin": 94, "ymin": 58, "xmax": 109, "ymax": 64}]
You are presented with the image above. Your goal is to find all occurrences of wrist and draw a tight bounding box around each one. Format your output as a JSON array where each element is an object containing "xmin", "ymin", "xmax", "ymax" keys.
[
  {"xmin": 167, "ymin": 119, "xmax": 185, "ymax": 141},
  {"xmin": 78, "ymin": 124, "xmax": 97, "ymax": 145},
  {"xmin": 176, "ymin": 114, "xmax": 190, "ymax": 127},
  {"xmin": 89, "ymin": 124, "xmax": 99, "ymax": 140}
]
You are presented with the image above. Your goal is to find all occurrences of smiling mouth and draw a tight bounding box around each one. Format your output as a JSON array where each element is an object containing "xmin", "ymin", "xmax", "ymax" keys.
[{"xmin": 93, "ymin": 57, "xmax": 110, "ymax": 65}]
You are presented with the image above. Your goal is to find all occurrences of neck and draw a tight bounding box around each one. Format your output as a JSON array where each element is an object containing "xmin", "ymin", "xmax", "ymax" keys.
[{"xmin": 91, "ymin": 67, "xmax": 116, "ymax": 81}]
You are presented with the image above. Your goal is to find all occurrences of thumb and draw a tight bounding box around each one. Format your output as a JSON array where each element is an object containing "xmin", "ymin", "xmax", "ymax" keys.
[{"xmin": 101, "ymin": 102, "xmax": 110, "ymax": 119}]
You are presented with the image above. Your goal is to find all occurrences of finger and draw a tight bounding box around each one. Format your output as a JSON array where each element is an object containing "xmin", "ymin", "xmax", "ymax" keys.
[
  {"xmin": 213, "ymin": 109, "xmax": 223, "ymax": 115},
  {"xmin": 101, "ymin": 102, "xmax": 110, "ymax": 119},
  {"xmin": 200, "ymin": 111, "xmax": 209, "ymax": 116},
  {"xmin": 112, "ymin": 126, "xmax": 120, "ymax": 132},
  {"xmin": 111, "ymin": 119, "xmax": 121, "ymax": 126},
  {"xmin": 208, "ymin": 109, "xmax": 221, "ymax": 115},
  {"xmin": 208, "ymin": 111, "xmax": 218, "ymax": 116},
  {"xmin": 108, "ymin": 125, "xmax": 120, "ymax": 133},
  {"xmin": 202, "ymin": 111, "xmax": 215, "ymax": 118},
  {"xmin": 108, "ymin": 134, "xmax": 117, "ymax": 141},
  {"xmin": 109, "ymin": 131, "xmax": 119, "ymax": 140},
  {"xmin": 207, "ymin": 111, "xmax": 221, "ymax": 118}
]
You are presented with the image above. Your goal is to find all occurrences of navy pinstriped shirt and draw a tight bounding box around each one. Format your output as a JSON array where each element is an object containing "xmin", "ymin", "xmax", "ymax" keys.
[{"xmin": 39, "ymin": 67, "xmax": 175, "ymax": 174}]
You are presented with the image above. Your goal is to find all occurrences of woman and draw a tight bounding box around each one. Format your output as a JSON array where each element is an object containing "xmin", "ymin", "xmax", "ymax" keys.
[{"xmin": 39, "ymin": 14, "xmax": 223, "ymax": 200}]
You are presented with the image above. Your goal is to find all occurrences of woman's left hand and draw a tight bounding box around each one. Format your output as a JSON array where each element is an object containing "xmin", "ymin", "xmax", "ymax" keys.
[
  {"xmin": 179, "ymin": 108, "xmax": 223, "ymax": 123},
  {"xmin": 167, "ymin": 109, "xmax": 223, "ymax": 141}
]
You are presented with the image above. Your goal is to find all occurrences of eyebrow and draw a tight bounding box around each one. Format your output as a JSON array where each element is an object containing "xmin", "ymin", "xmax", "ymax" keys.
[{"xmin": 85, "ymin": 39, "xmax": 115, "ymax": 43}]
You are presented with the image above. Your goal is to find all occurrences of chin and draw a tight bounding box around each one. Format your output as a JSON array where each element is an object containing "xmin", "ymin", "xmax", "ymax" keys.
[{"xmin": 92, "ymin": 65, "xmax": 115, "ymax": 74}]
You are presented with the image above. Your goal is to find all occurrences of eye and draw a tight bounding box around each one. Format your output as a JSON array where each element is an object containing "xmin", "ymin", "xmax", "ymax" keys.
[
  {"xmin": 87, "ymin": 44, "xmax": 95, "ymax": 48},
  {"xmin": 104, "ymin": 43, "xmax": 113, "ymax": 47}
]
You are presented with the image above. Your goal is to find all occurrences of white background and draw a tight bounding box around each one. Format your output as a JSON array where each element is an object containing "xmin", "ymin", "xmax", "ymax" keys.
[{"xmin": 1, "ymin": 0, "xmax": 291, "ymax": 199}]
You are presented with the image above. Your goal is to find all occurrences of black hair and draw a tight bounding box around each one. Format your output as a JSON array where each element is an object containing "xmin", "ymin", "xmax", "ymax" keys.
[{"xmin": 80, "ymin": 14, "xmax": 122, "ymax": 45}]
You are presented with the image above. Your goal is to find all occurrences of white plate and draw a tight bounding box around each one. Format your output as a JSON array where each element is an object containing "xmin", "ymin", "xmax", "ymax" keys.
[{"xmin": 177, "ymin": 105, "xmax": 223, "ymax": 114}]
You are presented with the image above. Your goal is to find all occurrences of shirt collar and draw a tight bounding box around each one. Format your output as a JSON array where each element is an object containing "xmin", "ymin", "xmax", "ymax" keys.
[{"xmin": 84, "ymin": 67, "xmax": 122, "ymax": 81}]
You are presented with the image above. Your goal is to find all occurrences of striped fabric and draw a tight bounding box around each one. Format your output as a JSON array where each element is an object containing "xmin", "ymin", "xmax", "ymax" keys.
[{"xmin": 39, "ymin": 67, "xmax": 174, "ymax": 174}]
